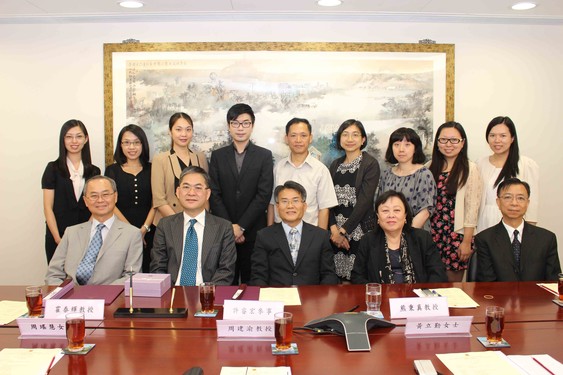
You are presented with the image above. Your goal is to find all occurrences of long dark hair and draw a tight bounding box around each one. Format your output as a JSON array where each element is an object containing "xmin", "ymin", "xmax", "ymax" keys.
[
  {"xmin": 429, "ymin": 121, "xmax": 469, "ymax": 195},
  {"xmin": 113, "ymin": 124, "xmax": 150, "ymax": 167},
  {"xmin": 486, "ymin": 116, "xmax": 520, "ymax": 188},
  {"xmin": 55, "ymin": 119, "xmax": 96, "ymax": 178}
]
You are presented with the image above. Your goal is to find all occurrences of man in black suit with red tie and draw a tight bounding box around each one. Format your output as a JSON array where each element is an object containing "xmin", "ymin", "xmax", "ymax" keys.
[
  {"xmin": 475, "ymin": 178, "xmax": 561, "ymax": 282},
  {"xmin": 209, "ymin": 103, "xmax": 274, "ymax": 284},
  {"xmin": 250, "ymin": 181, "xmax": 338, "ymax": 286}
]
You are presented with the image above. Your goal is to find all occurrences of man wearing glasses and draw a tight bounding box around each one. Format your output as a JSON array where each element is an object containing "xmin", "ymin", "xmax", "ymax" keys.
[
  {"xmin": 475, "ymin": 178, "xmax": 560, "ymax": 281},
  {"xmin": 208, "ymin": 103, "xmax": 273, "ymax": 285},
  {"xmin": 151, "ymin": 166, "xmax": 236, "ymax": 285},
  {"xmin": 46, "ymin": 176, "xmax": 143, "ymax": 285},
  {"xmin": 251, "ymin": 181, "xmax": 338, "ymax": 286}
]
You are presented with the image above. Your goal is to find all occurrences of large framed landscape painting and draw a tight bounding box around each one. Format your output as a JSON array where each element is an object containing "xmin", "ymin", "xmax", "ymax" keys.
[{"xmin": 103, "ymin": 42, "xmax": 454, "ymax": 167}]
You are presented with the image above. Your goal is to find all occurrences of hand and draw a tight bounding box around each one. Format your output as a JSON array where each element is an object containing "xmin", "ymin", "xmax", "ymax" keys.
[
  {"xmin": 458, "ymin": 240, "xmax": 473, "ymax": 262},
  {"xmin": 235, "ymin": 234, "xmax": 246, "ymax": 244}
]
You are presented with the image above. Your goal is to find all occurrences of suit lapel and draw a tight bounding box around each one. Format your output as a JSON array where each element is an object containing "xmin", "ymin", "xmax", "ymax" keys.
[
  {"xmin": 97, "ymin": 219, "xmax": 123, "ymax": 260},
  {"xmin": 169, "ymin": 153, "xmax": 182, "ymax": 180},
  {"xmin": 201, "ymin": 212, "xmax": 217, "ymax": 267},
  {"xmin": 78, "ymin": 222, "xmax": 92, "ymax": 259},
  {"xmin": 295, "ymin": 223, "xmax": 312, "ymax": 268},
  {"xmin": 493, "ymin": 223, "xmax": 517, "ymax": 273},
  {"xmin": 238, "ymin": 142, "xmax": 255, "ymax": 181},
  {"xmin": 225, "ymin": 146, "xmax": 240, "ymax": 182},
  {"xmin": 172, "ymin": 213, "xmax": 185, "ymax": 264},
  {"xmin": 520, "ymin": 222, "xmax": 534, "ymax": 268},
  {"xmin": 274, "ymin": 224, "xmax": 294, "ymax": 266}
]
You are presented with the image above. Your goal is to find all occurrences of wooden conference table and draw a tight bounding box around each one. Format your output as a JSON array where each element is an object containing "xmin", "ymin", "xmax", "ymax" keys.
[{"xmin": 1, "ymin": 282, "xmax": 562, "ymax": 374}]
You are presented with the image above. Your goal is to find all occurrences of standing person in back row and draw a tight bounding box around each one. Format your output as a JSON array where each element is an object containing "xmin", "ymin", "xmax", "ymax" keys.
[
  {"xmin": 267, "ymin": 118, "xmax": 338, "ymax": 229},
  {"xmin": 209, "ymin": 103, "xmax": 273, "ymax": 284}
]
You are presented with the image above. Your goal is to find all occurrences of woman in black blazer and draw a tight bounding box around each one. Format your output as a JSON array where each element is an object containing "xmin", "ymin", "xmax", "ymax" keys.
[
  {"xmin": 41, "ymin": 119, "xmax": 100, "ymax": 263},
  {"xmin": 351, "ymin": 190, "xmax": 446, "ymax": 284}
]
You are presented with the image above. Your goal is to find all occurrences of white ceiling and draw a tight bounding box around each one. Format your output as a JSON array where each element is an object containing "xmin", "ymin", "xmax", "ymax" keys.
[{"xmin": 1, "ymin": 0, "xmax": 562, "ymax": 24}]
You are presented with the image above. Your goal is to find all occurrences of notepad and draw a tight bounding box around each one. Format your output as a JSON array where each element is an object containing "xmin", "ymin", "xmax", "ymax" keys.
[
  {"xmin": 0, "ymin": 348, "xmax": 63, "ymax": 375},
  {"xmin": 0, "ymin": 301, "xmax": 27, "ymax": 325},
  {"xmin": 414, "ymin": 288, "xmax": 479, "ymax": 308},
  {"xmin": 259, "ymin": 288, "xmax": 301, "ymax": 306}
]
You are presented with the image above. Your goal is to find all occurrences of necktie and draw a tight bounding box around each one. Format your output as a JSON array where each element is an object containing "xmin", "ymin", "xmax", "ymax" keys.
[
  {"xmin": 512, "ymin": 229, "xmax": 521, "ymax": 266},
  {"xmin": 289, "ymin": 227, "xmax": 298, "ymax": 265},
  {"xmin": 76, "ymin": 223, "xmax": 105, "ymax": 285},
  {"xmin": 179, "ymin": 219, "xmax": 198, "ymax": 286}
]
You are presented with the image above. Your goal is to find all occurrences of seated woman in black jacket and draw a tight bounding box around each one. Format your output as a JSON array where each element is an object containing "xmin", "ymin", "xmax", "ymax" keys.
[{"xmin": 352, "ymin": 190, "xmax": 447, "ymax": 284}]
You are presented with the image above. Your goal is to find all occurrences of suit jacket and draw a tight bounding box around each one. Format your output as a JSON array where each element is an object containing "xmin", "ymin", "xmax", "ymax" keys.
[
  {"xmin": 151, "ymin": 150, "xmax": 208, "ymax": 225},
  {"xmin": 209, "ymin": 142, "xmax": 273, "ymax": 241},
  {"xmin": 475, "ymin": 221, "xmax": 561, "ymax": 281},
  {"xmin": 351, "ymin": 228, "xmax": 447, "ymax": 284},
  {"xmin": 250, "ymin": 222, "xmax": 338, "ymax": 286},
  {"xmin": 45, "ymin": 218, "xmax": 143, "ymax": 285},
  {"xmin": 150, "ymin": 211, "xmax": 236, "ymax": 285}
]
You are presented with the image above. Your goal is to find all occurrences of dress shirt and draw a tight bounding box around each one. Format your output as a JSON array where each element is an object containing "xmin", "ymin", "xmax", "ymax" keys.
[
  {"xmin": 66, "ymin": 158, "xmax": 84, "ymax": 201},
  {"xmin": 176, "ymin": 210, "xmax": 206, "ymax": 286},
  {"xmin": 501, "ymin": 219, "xmax": 525, "ymax": 243},
  {"xmin": 89, "ymin": 215, "xmax": 115, "ymax": 243},
  {"xmin": 281, "ymin": 221, "xmax": 304, "ymax": 254}
]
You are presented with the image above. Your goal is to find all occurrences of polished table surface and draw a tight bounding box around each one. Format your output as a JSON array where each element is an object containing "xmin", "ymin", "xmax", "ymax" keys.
[{"xmin": 1, "ymin": 282, "xmax": 562, "ymax": 374}]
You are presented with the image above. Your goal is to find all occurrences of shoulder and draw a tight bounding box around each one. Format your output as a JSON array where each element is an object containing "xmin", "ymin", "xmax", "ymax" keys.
[
  {"xmin": 476, "ymin": 156, "xmax": 491, "ymax": 169},
  {"xmin": 152, "ymin": 152, "xmax": 171, "ymax": 163},
  {"xmin": 303, "ymin": 222, "xmax": 327, "ymax": 234},
  {"xmin": 407, "ymin": 227, "xmax": 432, "ymax": 242},
  {"xmin": 205, "ymin": 212, "xmax": 232, "ymax": 228},
  {"xmin": 257, "ymin": 223, "xmax": 281, "ymax": 237},
  {"xmin": 105, "ymin": 163, "xmax": 119, "ymax": 174},
  {"xmin": 361, "ymin": 152, "xmax": 378, "ymax": 167},
  {"xmin": 114, "ymin": 218, "xmax": 140, "ymax": 233},
  {"xmin": 159, "ymin": 212, "xmax": 183, "ymax": 227},
  {"xmin": 476, "ymin": 223, "xmax": 501, "ymax": 239},
  {"xmin": 519, "ymin": 155, "xmax": 539, "ymax": 169},
  {"xmin": 211, "ymin": 145, "xmax": 230, "ymax": 157},
  {"xmin": 249, "ymin": 143, "xmax": 272, "ymax": 155},
  {"xmin": 525, "ymin": 222, "xmax": 555, "ymax": 238}
]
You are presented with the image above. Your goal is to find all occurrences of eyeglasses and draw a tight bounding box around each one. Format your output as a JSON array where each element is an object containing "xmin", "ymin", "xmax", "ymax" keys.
[
  {"xmin": 229, "ymin": 120, "xmax": 252, "ymax": 128},
  {"xmin": 179, "ymin": 184, "xmax": 208, "ymax": 194},
  {"xmin": 122, "ymin": 141, "xmax": 142, "ymax": 147},
  {"xmin": 437, "ymin": 138, "xmax": 464, "ymax": 144},
  {"xmin": 85, "ymin": 192, "xmax": 115, "ymax": 201},
  {"xmin": 277, "ymin": 198, "xmax": 304, "ymax": 207},
  {"xmin": 499, "ymin": 194, "xmax": 528, "ymax": 203}
]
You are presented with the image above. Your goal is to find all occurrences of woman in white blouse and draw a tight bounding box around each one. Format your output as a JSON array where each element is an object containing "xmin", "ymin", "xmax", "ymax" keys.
[{"xmin": 476, "ymin": 116, "xmax": 539, "ymax": 232}]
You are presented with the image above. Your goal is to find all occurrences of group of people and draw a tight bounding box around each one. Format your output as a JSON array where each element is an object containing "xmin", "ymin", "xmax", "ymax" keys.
[{"xmin": 43, "ymin": 104, "xmax": 561, "ymax": 287}]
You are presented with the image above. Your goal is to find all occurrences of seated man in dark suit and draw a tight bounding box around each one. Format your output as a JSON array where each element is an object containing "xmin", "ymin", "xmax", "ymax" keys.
[
  {"xmin": 250, "ymin": 181, "xmax": 338, "ymax": 286},
  {"xmin": 46, "ymin": 176, "xmax": 143, "ymax": 285},
  {"xmin": 151, "ymin": 166, "xmax": 236, "ymax": 285},
  {"xmin": 476, "ymin": 178, "xmax": 561, "ymax": 281}
]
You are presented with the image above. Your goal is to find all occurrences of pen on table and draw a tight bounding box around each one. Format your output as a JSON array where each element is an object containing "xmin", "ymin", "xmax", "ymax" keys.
[
  {"xmin": 129, "ymin": 267, "xmax": 134, "ymax": 314},
  {"xmin": 45, "ymin": 355, "xmax": 56, "ymax": 375},
  {"xmin": 533, "ymin": 357, "xmax": 555, "ymax": 375},
  {"xmin": 347, "ymin": 305, "xmax": 360, "ymax": 312},
  {"xmin": 431, "ymin": 290, "xmax": 442, "ymax": 297},
  {"xmin": 169, "ymin": 287, "xmax": 176, "ymax": 313}
]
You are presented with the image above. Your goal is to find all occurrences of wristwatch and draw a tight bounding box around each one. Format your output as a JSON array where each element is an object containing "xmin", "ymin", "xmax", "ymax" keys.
[{"xmin": 143, "ymin": 224, "xmax": 151, "ymax": 232}]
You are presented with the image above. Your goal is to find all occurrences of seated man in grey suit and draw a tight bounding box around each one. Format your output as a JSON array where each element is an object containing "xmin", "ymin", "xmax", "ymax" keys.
[
  {"xmin": 250, "ymin": 181, "xmax": 338, "ymax": 286},
  {"xmin": 476, "ymin": 178, "xmax": 561, "ymax": 282},
  {"xmin": 151, "ymin": 166, "xmax": 236, "ymax": 285},
  {"xmin": 46, "ymin": 176, "xmax": 143, "ymax": 285}
]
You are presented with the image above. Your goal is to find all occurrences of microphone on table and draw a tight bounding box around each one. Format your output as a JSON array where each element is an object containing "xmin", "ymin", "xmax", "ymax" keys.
[{"xmin": 182, "ymin": 367, "xmax": 204, "ymax": 375}]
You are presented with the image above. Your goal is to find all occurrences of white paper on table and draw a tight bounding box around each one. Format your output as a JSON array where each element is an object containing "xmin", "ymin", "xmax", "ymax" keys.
[
  {"xmin": 0, "ymin": 348, "xmax": 63, "ymax": 375},
  {"xmin": 414, "ymin": 288, "xmax": 479, "ymax": 308},
  {"xmin": 537, "ymin": 283, "xmax": 559, "ymax": 296},
  {"xmin": 0, "ymin": 301, "xmax": 27, "ymax": 325},
  {"xmin": 436, "ymin": 351, "xmax": 525, "ymax": 375},
  {"xmin": 259, "ymin": 288, "xmax": 301, "ymax": 306},
  {"xmin": 220, "ymin": 367, "xmax": 292, "ymax": 375},
  {"xmin": 508, "ymin": 354, "xmax": 563, "ymax": 375}
]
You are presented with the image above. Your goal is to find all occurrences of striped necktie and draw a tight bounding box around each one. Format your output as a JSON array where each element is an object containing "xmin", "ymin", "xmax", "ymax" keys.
[{"xmin": 179, "ymin": 219, "xmax": 198, "ymax": 286}]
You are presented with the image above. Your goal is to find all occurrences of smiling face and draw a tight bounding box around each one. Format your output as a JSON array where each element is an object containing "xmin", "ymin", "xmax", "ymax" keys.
[
  {"xmin": 170, "ymin": 117, "xmax": 193, "ymax": 149},
  {"xmin": 64, "ymin": 126, "xmax": 88, "ymax": 156},
  {"xmin": 376, "ymin": 196, "xmax": 407, "ymax": 234},
  {"xmin": 340, "ymin": 124, "xmax": 365, "ymax": 154},
  {"xmin": 487, "ymin": 123, "xmax": 514, "ymax": 156},
  {"xmin": 392, "ymin": 138, "xmax": 415, "ymax": 164},
  {"xmin": 437, "ymin": 127, "xmax": 464, "ymax": 160},
  {"xmin": 228, "ymin": 113, "xmax": 253, "ymax": 145},
  {"xmin": 120, "ymin": 131, "xmax": 142, "ymax": 162},
  {"xmin": 84, "ymin": 178, "xmax": 117, "ymax": 222},
  {"xmin": 176, "ymin": 172, "xmax": 210, "ymax": 217},
  {"xmin": 285, "ymin": 122, "xmax": 313, "ymax": 156},
  {"xmin": 496, "ymin": 183, "xmax": 529, "ymax": 223},
  {"xmin": 276, "ymin": 188, "xmax": 307, "ymax": 227}
]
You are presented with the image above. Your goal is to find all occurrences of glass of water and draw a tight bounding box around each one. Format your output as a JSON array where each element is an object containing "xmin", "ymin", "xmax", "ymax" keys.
[{"xmin": 366, "ymin": 283, "xmax": 382, "ymax": 316}]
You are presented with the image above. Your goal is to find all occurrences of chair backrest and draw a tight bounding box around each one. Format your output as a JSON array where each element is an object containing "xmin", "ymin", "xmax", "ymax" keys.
[{"xmin": 466, "ymin": 252, "xmax": 478, "ymax": 282}]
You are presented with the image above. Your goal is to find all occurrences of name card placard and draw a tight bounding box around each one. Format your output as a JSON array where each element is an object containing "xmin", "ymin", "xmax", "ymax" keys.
[
  {"xmin": 16, "ymin": 317, "xmax": 66, "ymax": 338},
  {"xmin": 405, "ymin": 316, "xmax": 473, "ymax": 338},
  {"xmin": 389, "ymin": 297, "xmax": 449, "ymax": 319},
  {"xmin": 223, "ymin": 300, "xmax": 283, "ymax": 321},
  {"xmin": 44, "ymin": 299, "xmax": 105, "ymax": 320},
  {"xmin": 216, "ymin": 319, "xmax": 275, "ymax": 340}
]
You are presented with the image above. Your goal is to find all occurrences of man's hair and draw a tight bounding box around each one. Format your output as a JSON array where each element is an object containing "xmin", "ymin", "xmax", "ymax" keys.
[
  {"xmin": 84, "ymin": 175, "xmax": 117, "ymax": 194},
  {"xmin": 226, "ymin": 103, "xmax": 255, "ymax": 124},
  {"xmin": 179, "ymin": 166, "xmax": 210, "ymax": 188},
  {"xmin": 496, "ymin": 177, "xmax": 530, "ymax": 197},
  {"xmin": 274, "ymin": 181, "xmax": 307, "ymax": 203},
  {"xmin": 285, "ymin": 118, "xmax": 312, "ymax": 135}
]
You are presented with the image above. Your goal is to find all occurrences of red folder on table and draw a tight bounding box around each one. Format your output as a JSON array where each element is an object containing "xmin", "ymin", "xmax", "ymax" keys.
[{"xmin": 63, "ymin": 285, "xmax": 124, "ymax": 305}]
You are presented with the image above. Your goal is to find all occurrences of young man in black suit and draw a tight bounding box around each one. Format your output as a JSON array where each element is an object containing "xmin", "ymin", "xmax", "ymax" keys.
[
  {"xmin": 250, "ymin": 181, "xmax": 338, "ymax": 286},
  {"xmin": 209, "ymin": 103, "xmax": 274, "ymax": 284},
  {"xmin": 475, "ymin": 178, "xmax": 560, "ymax": 281}
]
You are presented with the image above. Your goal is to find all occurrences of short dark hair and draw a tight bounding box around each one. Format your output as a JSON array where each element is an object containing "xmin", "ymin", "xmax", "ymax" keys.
[
  {"xmin": 335, "ymin": 119, "xmax": 367, "ymax": 151},
  {"xmin": 384, "ymin": 127, "xmax": 426, "ymax": 164},
  {"xmin": 274, "ymin": 181, "xmax": 307, "ymax": 203},
  {"xmin": 168, "ymin": 112, "xmax": 194, "ymax": 149},
  {"xmin": 179, "ymin": 166, "xmax": 210, "ymax": 188},
  {"xmin": 113, "ymin": 124, "xmax": 150, "ymax": 167},
  {"xmin": 285, "ymin": 118, "xmax": 312, "ymax": 135},
  {"xmin": 84, "ymin": 175, "xmax": 117, "ymax": 194},
  {"xmin": 496, "ymin": 178, "xmax": 530, "ymax": 197},
  {"xmin": 227, "ymin": 103, "xmax": 255, "ymax": 124},
  {"xmin": 374, "ymin": 190, "xmax": 413, "ymax": 230}
]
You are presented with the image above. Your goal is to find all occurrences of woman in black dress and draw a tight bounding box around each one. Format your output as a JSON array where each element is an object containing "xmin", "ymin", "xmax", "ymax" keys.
[
  {"xmin": 42, "ymin": 119, "xmax": 100, "ymax": 263},
  {"xmin": 105, "ymin": 124, "xmax": 155, "ymax": 272},
  {"xmin": 329, "ymin": 119, "xmax": 380, "ymax": 281}
]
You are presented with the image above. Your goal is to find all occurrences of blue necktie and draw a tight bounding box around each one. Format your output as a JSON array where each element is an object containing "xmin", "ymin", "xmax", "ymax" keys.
[
  {"xmin": 76, "ymin": 223, "xmax": 105, "ymax": 285},
  {"xmin": 512, "ymin": 229, "xmax": 521, "ymax": 266},
  {"xmin": 179, "ymin": 219, "xmax": 198, "ymax": 286}
]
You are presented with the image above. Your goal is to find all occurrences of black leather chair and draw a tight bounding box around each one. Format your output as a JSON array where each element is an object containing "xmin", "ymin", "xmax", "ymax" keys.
[{"xmin": 466, "ymin": 251, "xmax": 478, "ymax": 282}]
